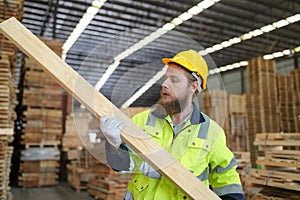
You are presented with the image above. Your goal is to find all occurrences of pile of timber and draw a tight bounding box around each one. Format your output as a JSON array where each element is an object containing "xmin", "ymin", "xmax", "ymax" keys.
[
  {"xmin": 0, "ymin": 0, "xmax": 23, "ymax": 129},
  {"xmin": 201, "ymin": 90, "xmax": 230, "ymax": 138},
  {"xmin": 245, "ymin": 133, "xmax": 300, "ymax": 198},
  {"xmin": 246, "ymin": 57, "xmax": 280, "ymax": 168},
  {"xmin": 0, "ymin": 129, "xmax": 13, "ymax": 200},
  {"xmin": 290, "ymin": 69, "xmax": 300, "ymax": 132},
  {"xmin": 276, "ymin": 74, "xmax": 298, "ymax": 132},
  {"xmin": 228, "ymin": 95, "xmax": 247, "ymax": 152},
  {"xmin": 18, "ymin": 38, "xmax": 63, "ymax": 187},
  {"xmin": 87, "ymin": 161, "xmax": 131, "ymax": 200},
  {"xmin": 63, "ymin": 111, "xmax": 95, "ymax": 192}
]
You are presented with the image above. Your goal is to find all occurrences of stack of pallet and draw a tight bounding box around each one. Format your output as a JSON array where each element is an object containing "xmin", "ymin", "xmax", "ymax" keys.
[
  {"xmin": 246, "ymin": 57, "xmax": 280, "ymax": 168},
  {"xmin": 290, "ymin": 69, "xmax": 300, "ymax": 132},
  {"xmin": 201, "ymin": 90, "xmax": 230, "ymax": 139},
  {"xmin": 228, "ymin": 94, "xmax": 247, "ymax": 152},
  {"xmin": 62, "ymin": 111, "xmax": 94, "ymax": 192},
  {"xmin": 0, "ymin": 0, "xmax": 23, "ymax": 129},
  {"xmin": 19, "ymin": 38, "xmax": 63, "ymax": 187},
  {"xmin": 276, "ymin": 74, "xmax": 297, "ymax": 132},
  {"xmin": 245, "ymin": 133, "xmax": 300, "ymax": 199},
  {"xmin": 87, "ymin": 161, "xmax": 131, "ymax": 200},
  {"xmin": 0, "ymin": 129, "xmax": 13, "ymax": 200}
]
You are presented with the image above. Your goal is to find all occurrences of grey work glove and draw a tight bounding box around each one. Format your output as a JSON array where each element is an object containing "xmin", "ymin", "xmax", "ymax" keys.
[
  {"xmin": 139, "ymin": 161, "xmax": 162, "ymax": 179},
  {"xmin": 99, "ymin": 115, "xmax": 125, "ymax": 148}
]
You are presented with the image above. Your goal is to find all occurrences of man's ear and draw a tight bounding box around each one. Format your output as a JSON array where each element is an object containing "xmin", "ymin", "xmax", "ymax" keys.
[{"xmin": 191, "ymin": 81, "xmax": 198, "ymax": 92}]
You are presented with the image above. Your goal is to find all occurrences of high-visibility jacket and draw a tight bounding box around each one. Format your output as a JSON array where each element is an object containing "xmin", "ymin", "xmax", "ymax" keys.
[{"xmin": 126, "ymin": 105, "xmax": 243, "ymax": 199}]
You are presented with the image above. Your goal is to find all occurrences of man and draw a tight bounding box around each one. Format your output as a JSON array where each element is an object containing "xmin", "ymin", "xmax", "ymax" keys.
[{"xmin": 100, "ymin": 49, "xmax": 244, "ymax": 200}]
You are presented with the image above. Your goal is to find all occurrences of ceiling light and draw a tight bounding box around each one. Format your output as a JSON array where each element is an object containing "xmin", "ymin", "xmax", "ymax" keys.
[
  {"xmin": 260, "ymin": 24, "xmax": 275, "ymax": 32},
  {"xmin": 294, "ymin": 46, "xmax": 300, "ymax": 52},
  {"xmin": 272, "ymin": 19, "xmax": 289, "ymax": 28},
  {"xmin": 272, "ymin": 51, "xmax": 284, "ymax": 58},
  {"xmin": 212, "ymin": 44, "xmax": 223, "ymax": 51},
  {"xmin": 239, "ymin": 61, "xmax": 248, "ymax": 66},
  {"xmin": 232, "ymin": 63, "xmax": 240, "ymax": 68},
  {"xmin": 263, "ymin": 54, "xmax": 274, "ymax": 60},
  {"xmin": 282, "ymin": 49, "xmax": 290, "ymax": 55},
  {"xmin": 198, "ymin": 50, "xmax": 208, "ymax": 56},
  {"xmin": 251, "ymin": 29, "xmax": 263, "ymax": 36},
  {"xmin": 198, "ymin": 0, "xmax": 215, "ymax": 9},
  {"xmin": 95, "ymin": 60, "xmax": 120, "ymax": 91},
  {"xmin": 162, "ymin": 23, "xmax": 175, "ymax": 30},
  {"xmin": 178, "ymin": 12, "xmax": 193, "ymax": 21},
  {"xmin": 171, "ymin": 17, "xmax": 183, "ymax": 26},
  {"xmin": 240, "ymin": 33, "xmax": 252, "ymax": 40},
  {"xmin": 205, "ymin": 47, "xmax": 215, "ymax": 53},
  {"xmin": 92, "ymin": 0, "xmax": 106, "ymax": 8},
  {"xmin": 87, "ymin": 6, "xmax": 99, "ymax": 15},
  {"xmin": 188, "ymin": 6, "xmax": 203, "ymax": 15},
  {"xmin": 221, "ymin": 41, "xmax": 231, "ymax": 48},
  {"xmin": 219, "ymin": 66, "xmax": 227, "ymax": 72},
  {"xmin": 286, "ymin": 14, "xmax": 300, "ymax": 23}
]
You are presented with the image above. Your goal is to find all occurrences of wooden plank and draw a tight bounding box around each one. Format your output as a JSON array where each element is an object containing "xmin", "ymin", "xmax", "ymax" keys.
[{"xmin": 0, "ymin": 17, "xmax": 220, "ymax": 199}]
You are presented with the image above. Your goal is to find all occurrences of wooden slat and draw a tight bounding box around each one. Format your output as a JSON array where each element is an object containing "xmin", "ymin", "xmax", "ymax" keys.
[{"xmin": 0, "ymin": 17, "xmax": 220, "ymax": 199}]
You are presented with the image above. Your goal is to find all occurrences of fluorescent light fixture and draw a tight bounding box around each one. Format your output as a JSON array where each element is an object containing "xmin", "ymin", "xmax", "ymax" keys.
[
  {"xmin": 272, "ymin": 19, "xmax": 289, "ymax": 28},
  {"xmin": 188, "ymin": 6, "xmax": 203, "ymax": 15},
  {"xmin": 286, "ymin": 14, "xmax": 300, "ymax": 23},
  {"xmin": 272, "ymin": 51, "xmax": 284, "ymax": 58},
  {"xmin": 162, "ymin": 23, "xmax": 176, "ymax": 30},
  {"xmin": 240, "ymin": 33, "xmax": 252, "ymax": 40},
  {"xmin": 282, "ymin": 49, "xmax": 290, "ymax": 55},
  {"xmin": 260, "ymin": 24, "xmax": 275, "ymax": 32},
  {"xmin": 121, "ymin": 66, "xmax": 167, "ymax": 108},
  {"xmin": 212, "ymin": 44, "xmax": 223, "ymax": 51},
  {"xmin": 62, "ymin": 0, "xmax": 107, "ymax": 60},
  {"xmin": 198, "ymin": 50, "xmax": 208, "ymax": 56},
  {"xmin": 263, "ymin": 54, "xmax": 274, "ymax": 60},
  {"xmin": 239, "ymin": 61, "xmax": 248, "ymax": 66},
  {"xmin": 221, "ymin": 41, "xmax": 231, "ymax": 48},
  {"xmin": 171, "ymin": 17, "xmax": 183, "ymax": 26},
  {"xmin": 178, "ymin": 12, "xmax": 193, "ymax": 21},
  {"xmin": 251, "ymin": 29, "xmax": 263, "ymax": 37},
  {"xmin": 198, "ymin": 0, "xmax": 215, "ymax": 9},
  {"xmin": 294, "ymin": 46, "xmax": 300, "ymax": 52},
  {"xmin": 206, "ymin": 47, "xmax": 215, "ymax": 53}
]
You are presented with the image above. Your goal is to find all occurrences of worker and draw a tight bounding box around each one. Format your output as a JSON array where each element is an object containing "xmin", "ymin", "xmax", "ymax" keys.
[{"xmin": 100, "ymin": 49, "xmax": 244, "ymax": 200}]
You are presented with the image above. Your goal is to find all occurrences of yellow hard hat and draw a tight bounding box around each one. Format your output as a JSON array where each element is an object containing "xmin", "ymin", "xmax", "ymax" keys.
[{"xmin": 162, "ymin": 49, "xmax": 208, "ymax": 90}]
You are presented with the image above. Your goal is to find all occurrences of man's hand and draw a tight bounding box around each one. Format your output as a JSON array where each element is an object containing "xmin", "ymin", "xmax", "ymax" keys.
[{"xmin": 99, "ymin": 115, "xmax": 125, "ymax": 148}]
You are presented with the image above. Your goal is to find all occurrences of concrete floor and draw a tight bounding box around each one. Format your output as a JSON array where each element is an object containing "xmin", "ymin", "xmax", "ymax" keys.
[{"xmin": 11, "ymin": 182, "xmax": 94, "ymax": 200}]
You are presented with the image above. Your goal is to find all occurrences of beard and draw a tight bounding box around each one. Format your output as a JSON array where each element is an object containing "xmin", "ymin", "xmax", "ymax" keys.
[{"xmin": 156, "ymin": 91, "xmax": 189, "ymax": 115}]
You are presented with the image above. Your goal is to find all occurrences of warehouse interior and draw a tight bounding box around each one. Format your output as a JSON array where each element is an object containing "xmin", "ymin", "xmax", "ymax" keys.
[{"xmin": 0, "ymin": 0, "xmax": 300, "ymax": 199}]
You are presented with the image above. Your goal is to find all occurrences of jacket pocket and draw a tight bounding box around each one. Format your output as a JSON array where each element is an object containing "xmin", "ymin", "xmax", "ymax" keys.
[{"xmin": 132, "ymin": 175, "xmax": 149, "ymax": 193}]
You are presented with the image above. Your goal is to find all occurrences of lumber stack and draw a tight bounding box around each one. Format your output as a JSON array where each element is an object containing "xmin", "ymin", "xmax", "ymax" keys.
[
  {"xmin": 87, "ymin": 161, "xmax": 131, "ymax": 200},
  {"xmin": 228, "ymin": 94, "xmax": 247, "ymax": 152},
  {"xmin": 18, "ymin": 38, "xmax": 63, "ymax": 187},
  {"xmin": 245, "ymin": 133, "xmax": 300, "ymax": 198},
  {"xmin": 290, "ymin": 69, "xmax": 300, "ymax": 132},
  {"xmin": 0, "ymin": 0, "xmax": 23, "ymax": 129},
  {"xmin": 246, "ymin": 57, "xmax": 280, "ymax": 168},
  {"xmin": 201, "ymin": 90, "xmax": 230, "ymax": 140},
  {"xmin": 276, "ymin": 74, "xmax": 298, "ymax": 132},
  {"xmin": 0, "ymin": 129, "xmax": 13, "ymax": 200}
]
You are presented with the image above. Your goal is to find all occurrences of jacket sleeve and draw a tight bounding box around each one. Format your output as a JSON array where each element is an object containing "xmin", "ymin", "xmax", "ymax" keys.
[{"xmin": 207, "ymin": 121, "xmax": 244, "ymax": 200}]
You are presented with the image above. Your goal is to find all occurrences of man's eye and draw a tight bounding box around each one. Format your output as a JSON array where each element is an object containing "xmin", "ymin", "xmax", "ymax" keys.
[{"xmin": 171, "ymin": 77, "xmax": 179, "ymax": 82}]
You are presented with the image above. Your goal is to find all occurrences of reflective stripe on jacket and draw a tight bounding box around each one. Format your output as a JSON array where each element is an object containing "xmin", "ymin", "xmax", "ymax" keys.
[{"xmin": 127, "ymin": 105, "xmax": 243, "ymax": 199}]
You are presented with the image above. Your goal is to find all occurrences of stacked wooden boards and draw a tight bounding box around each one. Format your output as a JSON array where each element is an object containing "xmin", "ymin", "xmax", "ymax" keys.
[
  {"xmin": 19, "ymin": 38, "xmax": 63, "ymax": 187},
  {"xmin": 0, "ymin": 129, "xmax": 13, "ymax": 200},
  {"xmin": 246, "ymin": 133, "xmax": 300, "ymax": 199}
]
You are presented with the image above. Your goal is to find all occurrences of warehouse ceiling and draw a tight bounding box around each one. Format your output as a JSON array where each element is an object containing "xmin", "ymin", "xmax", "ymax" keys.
[{"xmin": 18, "ymin": 0, "xmax": 300, "ymax": 107}]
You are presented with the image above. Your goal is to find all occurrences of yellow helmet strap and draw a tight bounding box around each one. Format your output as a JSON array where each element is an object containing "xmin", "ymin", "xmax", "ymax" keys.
[{"xmin": 192, "ymin": 72, "xmax": 202, "ymax": 93}]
